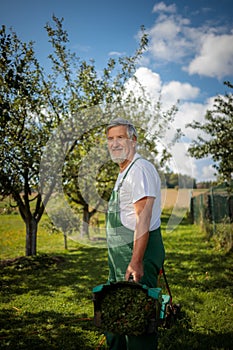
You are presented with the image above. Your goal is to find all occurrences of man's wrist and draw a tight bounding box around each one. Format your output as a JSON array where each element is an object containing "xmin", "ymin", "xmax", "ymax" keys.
[{"xmin": 130, "ymin": 256, "xmax": 143, "ymax": 264}]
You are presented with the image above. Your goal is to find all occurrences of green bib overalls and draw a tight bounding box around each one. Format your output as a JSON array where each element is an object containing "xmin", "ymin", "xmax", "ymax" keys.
[{"xmin": 106, "ymin": 158, "xmax": 165, "ymax": 350}]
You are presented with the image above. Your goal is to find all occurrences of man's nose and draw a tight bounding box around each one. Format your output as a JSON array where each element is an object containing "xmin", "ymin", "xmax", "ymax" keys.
[{"xmin": 111, "ymin": 138, "xmax": 120, "ymax": 148}]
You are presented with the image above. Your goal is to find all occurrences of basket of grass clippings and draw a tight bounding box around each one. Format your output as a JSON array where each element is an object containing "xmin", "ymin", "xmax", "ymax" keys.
[{"xmin": 92, "ymin": 281, "xmax": 162, "ymax": 335}]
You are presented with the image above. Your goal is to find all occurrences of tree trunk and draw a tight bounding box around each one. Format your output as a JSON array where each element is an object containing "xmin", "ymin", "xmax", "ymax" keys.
[
  {"xmin": 80, "ymin": 205, "xmax": 90, "ymax": 238},
  {"xmin": 25, "ymin": 217, "xmax": 38, "ymax": 256},
  {"xmin": 64, "ymin": 234, "xmax": 68, "ymax": 250}
]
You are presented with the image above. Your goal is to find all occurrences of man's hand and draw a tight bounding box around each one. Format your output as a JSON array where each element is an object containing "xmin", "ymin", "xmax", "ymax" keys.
[{"xmin": 125, "ymin": 260, "xmax": 144, "ymax": 282}]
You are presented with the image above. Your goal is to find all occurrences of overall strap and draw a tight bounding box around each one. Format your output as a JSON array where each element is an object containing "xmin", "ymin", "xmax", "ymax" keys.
[{"xmin": 117, "ymin": 157, "xmax": 142, "ymax": 191}]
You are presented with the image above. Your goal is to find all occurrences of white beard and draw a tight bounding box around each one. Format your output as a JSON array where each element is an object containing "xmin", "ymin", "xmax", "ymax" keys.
[{"xmin": 110, "ymin": 150, "xmax": 128, "ymax": 164}]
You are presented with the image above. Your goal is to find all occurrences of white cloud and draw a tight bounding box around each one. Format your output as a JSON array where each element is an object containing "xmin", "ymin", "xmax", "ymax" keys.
[
  {"xmin": 130, "ymin": 69, "xmax": 201, "ymax": 111},
  {"xmin": 108, "ymin": 51, "xmax": 125, "ymax": 56},
  {"xmin": 167, "ymin": 95, "xmax": 216, "ymax": 143},
  {"xmin": 127, "ymin": 67, "xmax": 215, "ymax": 142},
  {"xmin": 186, "ymin": 33, "xmax": 233, "ymax": 78},
  {"xmin": 192, "ymin": 158, "xmax": 217, "ymax": 182},
  {"xmin": 152, "ymin": 2, "xmax": 176, "ymax": 14},
  {"xmin": 201, "ymin": 163, "xmax": 216, "ymax": 181},
  {"xmin": 149, "ymin": 17, "xmax": 192, "ymax": 62},
  {"xmin": 169, "ymin": 142, "xmax": 196, "ymax": 178},
  {"xmin": 126, "ymin": 67, "xmax": 162, "ymax": 101},
  {"xmin": 148, "ymin": 1, "xmax": 233, "ymax": 79},
  {"xmin": 168, "ymin": 145, "xmax": 217, "ymax": 182},
  {"xmin": 164, "ymin": 98, "xmax": 217, "ymax": 182},
  {"xmin": 161, "ymin": 81, "xmax": 200, "ymax": 104},
  {"xmin": 125, "ymin": 66, "xmax": 218, "ymax": 181},
  {"xmin": 172, "ymin": 102, "xmax": 208, "ymax": 138}
]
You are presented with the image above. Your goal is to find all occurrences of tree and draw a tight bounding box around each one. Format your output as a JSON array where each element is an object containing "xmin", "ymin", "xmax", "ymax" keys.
[
  {"xmin": 163, "ymin": 172, "xmax": 196, "ymax": 188},
  {"xmin": 0, "ymin": 25, "xmax": 60, "ymax": 256},
  {"xmin": 0, "ymin": 17, "xmax": 181, "ymax": 253},
  {"xmin": 40, "ymin": 17, "xmax": 152, "ymax": 238},
  {"xmin": 42, "ymin": 17, "xmax": 181, "ymax": 238},
  {"xmin": 187, "ymin": 81, "xmax": 233, "ymax": 184},
  {"xmin": 0, "ymin": 18, "xmax": 152, "ymax": 253}
]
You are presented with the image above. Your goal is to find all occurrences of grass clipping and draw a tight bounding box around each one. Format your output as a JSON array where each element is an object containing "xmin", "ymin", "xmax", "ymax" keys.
[{"xmin": 98, "ymin": 283, "xmax": 159, "ymax": 335}]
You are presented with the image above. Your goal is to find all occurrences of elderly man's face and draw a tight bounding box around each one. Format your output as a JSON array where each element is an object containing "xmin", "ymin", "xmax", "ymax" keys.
[{"xmin": 107, "ymin": 125, "xmax": 136, "ymax": 164}]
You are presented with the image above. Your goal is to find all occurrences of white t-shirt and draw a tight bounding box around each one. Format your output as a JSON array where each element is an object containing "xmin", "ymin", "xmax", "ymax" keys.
[{"xmin": 114, "ymin": 153, "xmax": 161, "ymax": 231}]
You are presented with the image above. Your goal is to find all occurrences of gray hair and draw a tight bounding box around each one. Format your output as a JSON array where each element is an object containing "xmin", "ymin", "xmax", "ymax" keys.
[{"xmin": 106, "ymin": 118, "xmax": 138, "ymax": 139}]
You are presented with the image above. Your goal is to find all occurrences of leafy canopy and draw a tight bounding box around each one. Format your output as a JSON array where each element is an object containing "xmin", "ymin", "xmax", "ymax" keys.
[{"xmin": 187, "ymin": 81, "xmax": 233, "ymax": 184}]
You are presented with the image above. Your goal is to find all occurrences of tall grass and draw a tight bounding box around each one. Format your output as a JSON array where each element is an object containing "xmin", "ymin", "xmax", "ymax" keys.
[{"xmin": 0, "ymin": 212, "xmax": 233, "ymax": 349}]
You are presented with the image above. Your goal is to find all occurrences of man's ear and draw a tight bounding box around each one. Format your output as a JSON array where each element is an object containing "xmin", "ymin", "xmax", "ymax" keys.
[{"xmin": 132, "ymin": 136, "xmax": 137, "ymax": 147}]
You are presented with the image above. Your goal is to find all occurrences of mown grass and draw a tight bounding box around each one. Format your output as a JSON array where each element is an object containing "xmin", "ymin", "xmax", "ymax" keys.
[{"xmin": 0, "ymin": 212, "xmax": 233, "ymax": 349}]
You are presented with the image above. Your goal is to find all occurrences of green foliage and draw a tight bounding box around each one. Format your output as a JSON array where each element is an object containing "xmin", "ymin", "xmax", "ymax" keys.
[
  {"xmin": 212, "ymin": 218, "xmax": 233, "ymax": 252},
  {"xmin": 0, "ymin": 16, "xmax": 182, "ymax": 253},
  {"xmin": 0, "ymin": 24, "xmax": 59, "ymax": 255},
  {"xmin": 44, "ymin": 16, "xmax": 149, "ymax": 110},
  {"xmin": 42, "ymin": 16, "xmax": 180, "ymax": 238},
  {"xmin": 190, "ymin": 183, "xmax": 233, "ymax": 252},
  {"xmin": 0, "ymin": 18, "xmax": 150, "ymax": 254},
  {"xmin": 187, "ymin": 81, "xmax": 233, "ymax": 184},
  {"xmin": 0, "ymin": 25, "xmax": 46, "ymax": 196}
]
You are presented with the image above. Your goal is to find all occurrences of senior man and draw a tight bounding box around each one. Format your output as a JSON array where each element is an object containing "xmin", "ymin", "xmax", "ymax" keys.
[{"xmin": 105, "ymin": 118, "xmax": 165, "ymax": 350}]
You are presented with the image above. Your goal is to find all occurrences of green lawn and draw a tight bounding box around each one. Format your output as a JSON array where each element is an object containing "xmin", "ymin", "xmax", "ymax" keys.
[{"xmin": 0, "ymin": 212, "xmax": 232, "ymax": 349}]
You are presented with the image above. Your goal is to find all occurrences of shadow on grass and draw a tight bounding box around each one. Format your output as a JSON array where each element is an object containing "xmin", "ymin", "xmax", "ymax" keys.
[
  {"xmin": 0, "ymin": 248, "xmax": 108, "ymax": 349},
  {"xmin": 0, "ymin": 309, "xmax": 104, "ymax": 350},
  {"xmin": 162, "ymin": 248, "xmax": 232, "ymax": 293},
  {"xmin": 1, "ymin": 246, "xmax": 109, "ymax": 301},
  {"xmin": 159, "ymin": 321, "xmax": 233, "ymax": 350},
  {"xmin": 1, "ymin": 307, "xmax": 232, "ymax": 349},
  {"xmin": 158, "ymin": 307, "xmax": 233, "ymax": 350}
]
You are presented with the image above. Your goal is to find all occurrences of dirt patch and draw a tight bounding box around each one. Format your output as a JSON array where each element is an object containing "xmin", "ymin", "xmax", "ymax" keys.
[{"xmin": 0, "ymin": 254, "xmax": 65, "ymax": 269}]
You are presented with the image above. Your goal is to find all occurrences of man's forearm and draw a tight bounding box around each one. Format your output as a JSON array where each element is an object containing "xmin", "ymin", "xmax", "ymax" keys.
[
  {"xmin": 125, "ymin": 230, "xmax": 149, "ymax": 281},
  {"xmin": 125, "ymin": 196, "xmax": 154, "ymax": 282},
  {"xmin": 132, "ymin": 229, "xmax": 149, "ymax": 263}
]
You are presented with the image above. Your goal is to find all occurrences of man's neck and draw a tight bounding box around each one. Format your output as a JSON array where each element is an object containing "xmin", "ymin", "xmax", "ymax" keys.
[{"xmin": 119, "ymin": 152, "xmax": 136, "ymax": 172}]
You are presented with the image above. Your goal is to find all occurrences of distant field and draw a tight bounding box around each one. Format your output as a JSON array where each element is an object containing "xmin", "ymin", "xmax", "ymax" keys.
[
  {"xmin": 0, "ymin": 189, "xmax": 208, "ymax": 215},
  {"xmin": 161, "ymin": 188, "xmax": 208, "ymax": 209}
]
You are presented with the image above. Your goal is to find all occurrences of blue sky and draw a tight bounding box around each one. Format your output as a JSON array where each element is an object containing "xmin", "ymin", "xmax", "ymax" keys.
[{"xmin": 1, "ymin": 0, "xmax": 233, "ymax": 182}]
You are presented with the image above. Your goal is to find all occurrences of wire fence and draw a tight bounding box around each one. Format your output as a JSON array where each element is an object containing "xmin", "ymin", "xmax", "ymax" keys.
[{"xmin": 190, "ymin": 183, "xmax": 233, "ymax": 250}]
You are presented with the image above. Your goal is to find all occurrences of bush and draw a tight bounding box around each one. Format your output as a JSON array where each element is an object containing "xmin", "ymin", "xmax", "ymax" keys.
[{"xmin": 213, "ymin": 218, "xmax": 233, "ymax": 252}]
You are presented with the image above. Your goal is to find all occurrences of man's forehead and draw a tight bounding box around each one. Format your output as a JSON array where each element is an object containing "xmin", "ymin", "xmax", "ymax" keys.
[{"xmin": 107, "ymin": 125, "xmax": 128, "ymax": 135}]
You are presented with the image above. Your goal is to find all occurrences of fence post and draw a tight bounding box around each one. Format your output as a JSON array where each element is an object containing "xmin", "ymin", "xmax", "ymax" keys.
[{"xmin": 210, "ymin": 187, "xmax": 216, "ymax": 235}]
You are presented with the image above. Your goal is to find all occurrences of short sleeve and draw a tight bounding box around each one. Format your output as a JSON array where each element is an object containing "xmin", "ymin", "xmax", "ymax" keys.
[{"xmin": 128, "ymin": 160, "xmax": 159, "ymax": 203}]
